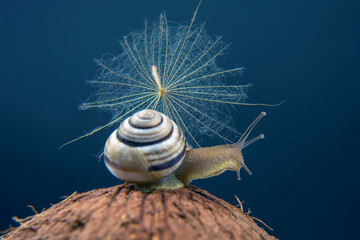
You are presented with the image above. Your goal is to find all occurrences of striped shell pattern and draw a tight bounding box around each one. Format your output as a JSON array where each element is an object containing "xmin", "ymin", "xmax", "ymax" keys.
[{"xmin": 104, "ymin": 109, "xmax": 187, "ymax": 183}]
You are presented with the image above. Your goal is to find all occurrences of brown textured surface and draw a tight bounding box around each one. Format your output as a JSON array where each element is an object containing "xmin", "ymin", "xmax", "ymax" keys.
[{"xmin": 2, "ymin": 184, "xmax": 276, "ymax": 240}]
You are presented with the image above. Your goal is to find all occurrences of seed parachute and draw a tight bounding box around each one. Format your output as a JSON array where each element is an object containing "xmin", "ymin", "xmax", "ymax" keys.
[{"xmin": 63, "ymin": 3, "xmax": 263, "ymax": 148}]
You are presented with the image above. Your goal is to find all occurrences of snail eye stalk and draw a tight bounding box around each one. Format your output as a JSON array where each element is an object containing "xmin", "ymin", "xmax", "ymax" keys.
[{"xmin": 236, "ymin": 112, "xmax": 266, "ymax": 150}]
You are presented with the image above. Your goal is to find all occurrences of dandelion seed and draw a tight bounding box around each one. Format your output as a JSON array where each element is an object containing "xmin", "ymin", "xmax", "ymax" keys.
[{"xmin": 63, "ymin": 4, "xmax": 256, "ymax": 148}]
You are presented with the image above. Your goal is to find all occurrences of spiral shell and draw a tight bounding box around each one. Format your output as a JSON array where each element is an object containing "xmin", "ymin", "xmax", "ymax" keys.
[{"xmin": 104, "ymin": 109, "xmax": 186, "ymax": 183}]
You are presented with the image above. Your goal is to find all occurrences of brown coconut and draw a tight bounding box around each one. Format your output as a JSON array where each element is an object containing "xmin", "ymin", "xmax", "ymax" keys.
[{"xmin": 1, "ymin": 184, "xmax": 276, "ymax": 240}]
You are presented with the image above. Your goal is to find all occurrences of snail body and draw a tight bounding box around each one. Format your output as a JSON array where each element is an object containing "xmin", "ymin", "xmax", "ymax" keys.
[{"xmin": 104, "ymin": 109, "xmax": 265, "ymax": 192}]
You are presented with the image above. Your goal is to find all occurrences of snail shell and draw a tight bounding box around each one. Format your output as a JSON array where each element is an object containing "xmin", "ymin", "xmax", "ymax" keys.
[{"xmin": 104, "ymin": 109, "xmax": 186, "ymax": 183}]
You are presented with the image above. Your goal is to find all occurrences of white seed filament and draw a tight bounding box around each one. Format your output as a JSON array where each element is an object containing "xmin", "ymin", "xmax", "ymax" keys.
[{"xmin": 152, "ymin": 65, "xmax": 162, "ymax": 89}]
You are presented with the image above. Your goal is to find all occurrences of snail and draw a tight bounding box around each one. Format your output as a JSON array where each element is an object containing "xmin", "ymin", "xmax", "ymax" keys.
[{"xmin": 104, "ymin": 109, "xmax": 266, "ymax": 192}]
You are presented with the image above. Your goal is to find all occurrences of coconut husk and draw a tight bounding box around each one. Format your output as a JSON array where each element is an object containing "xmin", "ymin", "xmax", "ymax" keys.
[{"xmin": 1, "ymin": 184, "xmax": 276, "ymax": 240}]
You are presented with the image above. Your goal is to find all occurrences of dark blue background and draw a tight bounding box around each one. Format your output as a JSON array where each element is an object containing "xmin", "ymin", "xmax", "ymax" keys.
[{"xmin": 1, "ymin": 0, "xmax": 359, "ymax": 239}]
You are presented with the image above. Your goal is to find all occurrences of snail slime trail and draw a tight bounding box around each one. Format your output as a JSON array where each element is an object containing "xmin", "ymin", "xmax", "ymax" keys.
[{"xmin": 63, "ymin": 3, "xmax": 273, "ymax": 191}]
